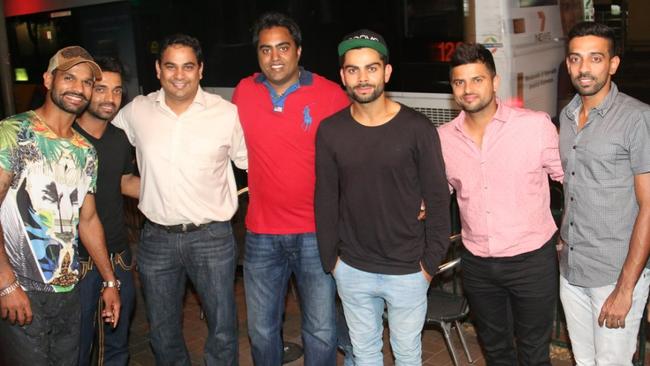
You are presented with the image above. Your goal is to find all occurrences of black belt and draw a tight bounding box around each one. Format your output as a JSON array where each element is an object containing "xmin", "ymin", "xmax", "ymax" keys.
[{"xmin": 147, "ymin": 220, "xmax": 213, "ymax": 233}]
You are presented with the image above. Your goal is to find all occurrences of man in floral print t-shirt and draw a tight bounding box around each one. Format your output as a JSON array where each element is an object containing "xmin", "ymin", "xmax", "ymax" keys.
[{"xmin": 0, "ymin": 111, "xmax": 97, "ymax": 293}]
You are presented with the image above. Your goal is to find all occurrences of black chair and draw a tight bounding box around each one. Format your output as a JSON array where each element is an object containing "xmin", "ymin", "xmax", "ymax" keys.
[{"xmin": 425, "ymin": 234, "xmax": 474, "ymax": 366}]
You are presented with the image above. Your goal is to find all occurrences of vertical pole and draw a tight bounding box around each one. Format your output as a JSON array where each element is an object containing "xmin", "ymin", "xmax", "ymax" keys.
[{"xmin": 0, "ymin": 0, "xmax": 16, "ymax": 118}]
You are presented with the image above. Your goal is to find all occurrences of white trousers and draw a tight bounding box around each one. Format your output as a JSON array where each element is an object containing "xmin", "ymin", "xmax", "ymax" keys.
[{"xmin": 559, "ymin": 269, "xmax": 650, "ymax": 366}]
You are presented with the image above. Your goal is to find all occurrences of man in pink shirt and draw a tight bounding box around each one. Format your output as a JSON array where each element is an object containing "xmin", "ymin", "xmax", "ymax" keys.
[{"xmin": 438, "ymin": 43, "xmax": 563, "ymax": 365}]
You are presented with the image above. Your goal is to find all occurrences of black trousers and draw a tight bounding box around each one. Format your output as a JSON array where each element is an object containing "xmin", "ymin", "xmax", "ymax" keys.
[
  {"xmin": 0, "ymin": 288, "xmax": 80, "ymax": 366},
  {"xmin": 462, "ymin": 236, "xmax": 558, "ymax": 366}
]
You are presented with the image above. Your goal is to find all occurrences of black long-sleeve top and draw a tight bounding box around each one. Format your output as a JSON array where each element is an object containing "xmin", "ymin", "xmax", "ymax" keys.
[{"xmin": 315, "ymin": 105, "xmax": 450, "ymax": 275}]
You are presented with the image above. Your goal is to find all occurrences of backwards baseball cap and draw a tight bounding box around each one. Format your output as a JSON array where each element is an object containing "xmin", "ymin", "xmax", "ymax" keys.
[
  {"xmin": 47, "ymin": 46, "xmax": 102, "ymax": 80},
  {"xmin": 337, "ymin": 29, "xmax": 389, "ymax": 61}
]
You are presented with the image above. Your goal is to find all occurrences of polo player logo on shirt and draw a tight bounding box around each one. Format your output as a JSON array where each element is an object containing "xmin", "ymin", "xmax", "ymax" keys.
[{"xmin": 302, "ymin": 106, "xmax": 313, "ymax": 131}]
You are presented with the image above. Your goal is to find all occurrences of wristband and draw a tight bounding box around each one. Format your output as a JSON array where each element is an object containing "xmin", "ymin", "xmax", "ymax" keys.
[{"xmin": 0, "ymin": 280, "xmax": 20, "ymax": 297}]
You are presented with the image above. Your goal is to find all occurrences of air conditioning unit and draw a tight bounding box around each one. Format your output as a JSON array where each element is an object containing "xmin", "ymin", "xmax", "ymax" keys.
[{"xmin": 387, "ymin": 91, "xmax": 459, "ymax": 127}]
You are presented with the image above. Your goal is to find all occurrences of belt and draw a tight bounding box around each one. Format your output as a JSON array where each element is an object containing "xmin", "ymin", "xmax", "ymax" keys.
[{"xmin": 147, "ymin": 220, "xmax": 213, "ymax": 233}]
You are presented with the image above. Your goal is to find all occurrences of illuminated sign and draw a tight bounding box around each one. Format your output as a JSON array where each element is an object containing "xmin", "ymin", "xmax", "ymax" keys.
[
  {"xmin": 431, "ymin": 42, "xmax": 463, "ymax": 62},
  {"xmin": 15, "ymin": 68, "xmax": 28, "ymax": 81}
]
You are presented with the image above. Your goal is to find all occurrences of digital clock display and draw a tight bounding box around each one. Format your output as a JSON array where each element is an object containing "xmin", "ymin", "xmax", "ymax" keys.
[{"xmin": 431, "ymin": 41, "xmax": 463, "ymax": 62}]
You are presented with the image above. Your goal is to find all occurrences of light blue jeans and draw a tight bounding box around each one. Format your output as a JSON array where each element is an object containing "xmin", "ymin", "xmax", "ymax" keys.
[
  {"xmin": 560, "ymin": 269, "xmax": 650, "ymax": 366},
  {"xmin": 334, "ymin": 260, "xmax": 430, "ymax": 366}
]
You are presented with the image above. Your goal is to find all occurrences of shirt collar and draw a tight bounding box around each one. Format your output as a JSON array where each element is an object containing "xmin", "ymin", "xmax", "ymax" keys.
[
  {"xmin": 492, "ymin": 100, "xmax": 511, "ymax": 123},
  {"xmin": 254, "ymin": 67, "xmax": 313, "ymax": 86},
  {"xmin": 564, "ymin": 82, "xmax": 619, "ymax": 121}
]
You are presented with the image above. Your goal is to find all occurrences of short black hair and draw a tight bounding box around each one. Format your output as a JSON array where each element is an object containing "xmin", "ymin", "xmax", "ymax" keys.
[
  {"xmin": 94, "ymin": 56, "xmax": 124, "ymax": 77},
  {"xmin": 158, "ymin": 33, "xmax": 203, "ymax": 65},
  {"xmin": 450, "ymin": 43, "xmax": 497, "ymax": 78},
  {"xmin": 252, "ymin": 12, "xmax": 302, "ymax": 48},
  {"xmin": 568, "ymin": 21, "xmax": 617, "ymax": 57}
]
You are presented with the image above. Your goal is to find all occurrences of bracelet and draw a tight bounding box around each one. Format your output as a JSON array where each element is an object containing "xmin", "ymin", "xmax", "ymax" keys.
[
  {"xmin": 102, "ymin": 279, "xmax": 121, "ymax": 291},
  {"xmin": 0, "ymin": 280, "xmax": 20, "ymax": 297}
]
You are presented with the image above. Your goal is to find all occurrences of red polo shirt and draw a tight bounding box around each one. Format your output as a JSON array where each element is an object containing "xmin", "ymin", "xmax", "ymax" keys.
[{"xmin": 233, "ymin": 70, "xmax": 350, "ymax": 234}]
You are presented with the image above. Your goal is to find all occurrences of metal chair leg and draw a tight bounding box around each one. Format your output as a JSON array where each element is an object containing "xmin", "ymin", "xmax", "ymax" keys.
[
  {"xmin": 441, "ymin": 322, "xmax": 462, "ymax": 366},
  {"xmin": 454, "ymin": 320, "xmax": 474, "ymax": 364}
]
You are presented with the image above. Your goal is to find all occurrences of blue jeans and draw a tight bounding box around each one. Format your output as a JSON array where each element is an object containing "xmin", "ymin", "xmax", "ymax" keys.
[
  {"xmin": 77, "ymin": 248, "xmax": 136, "ymax": 366},
  {"xmin": 137, "ymin": 221, "xmax": 238, "ymax": 366},
  {"xmin": 334, "ymin": 260, "xmax": 430, "ymax": 366},
  {"xmin": 244, "ymin": 231, "xmax": 337, "ymax": 366},
  {"xmin": 0, "ymin": 288, "xmax": 80, "ymax": 366}
]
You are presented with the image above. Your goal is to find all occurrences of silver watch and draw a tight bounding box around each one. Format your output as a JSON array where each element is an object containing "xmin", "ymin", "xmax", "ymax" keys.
[{"xmin": 102, "ymin": 279, "xmax": 121, "ymax": 290}]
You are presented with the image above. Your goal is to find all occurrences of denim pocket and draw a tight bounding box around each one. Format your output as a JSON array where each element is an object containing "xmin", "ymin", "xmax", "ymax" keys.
[
  {"xmin": 420, "ymin": 270, "xmax": 432, "ymax": 284},
  {"xmin": 206, "ymin": 222, "xmax": 233, "ymax": 240},
  {"xmin": 332, "ymin": 259, "xmax": 348, "ymax": 278}
]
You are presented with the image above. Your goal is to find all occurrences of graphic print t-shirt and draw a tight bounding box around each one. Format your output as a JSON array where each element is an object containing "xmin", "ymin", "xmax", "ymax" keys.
[{"xmin": 0, "ymin": 111, "xmax": 97, "ymax": 292}]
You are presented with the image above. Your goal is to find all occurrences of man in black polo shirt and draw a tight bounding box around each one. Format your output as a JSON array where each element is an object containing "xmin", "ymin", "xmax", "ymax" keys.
[{"xmin": 73, "ymin": 57, "xmax": 140, "ymax": 366}]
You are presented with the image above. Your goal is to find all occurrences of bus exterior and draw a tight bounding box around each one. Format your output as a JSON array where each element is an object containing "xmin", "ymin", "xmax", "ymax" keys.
[
  {"xmin": 470, "ymin": 0, "xmax": 566, "ymax": 118},
  {"xmin": 388, "ymin": 0, "xmax": 585, "ymax": 124}
]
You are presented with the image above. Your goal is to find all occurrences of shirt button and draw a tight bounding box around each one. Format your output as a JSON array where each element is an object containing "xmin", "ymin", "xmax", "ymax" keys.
[
  {"xmin": 570, "ymin": 197, "xmax": 574, "ymax": 201},
  {"xmin": 484, "ymin": 186, "xmax": 488, "ymax": 190},
  {"xmin": 570, "ymin": 222, "xmax": 574, "ymax": 226},
  {"xmin": 570, "ymin": 247, "xmax": 574, "ymax": 251},
  {"xmin": 486, "ymin": 211, "xmax": 491, "ymax": 214},
  {"xmin": 572, "ymin": 145, "xmax": 576, "ymax": 149},
  {"xmin": 571, "ymin": 171, "xmax": 575, "ymax": 176}
]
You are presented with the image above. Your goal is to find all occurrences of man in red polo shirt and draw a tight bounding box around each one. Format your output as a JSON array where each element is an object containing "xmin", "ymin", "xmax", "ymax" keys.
[{"xmin": 232, "ymin": 12, "xmax": 349, "ymax": 366}]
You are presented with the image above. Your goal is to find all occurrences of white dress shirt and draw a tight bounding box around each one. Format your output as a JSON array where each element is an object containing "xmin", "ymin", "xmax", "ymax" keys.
[{"xmin": 112, "ymin": 87, "xmax": 247, "ymax": 225}]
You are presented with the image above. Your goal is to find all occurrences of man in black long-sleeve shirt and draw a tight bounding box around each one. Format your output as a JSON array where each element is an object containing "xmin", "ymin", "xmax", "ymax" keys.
[{"xmin": 315, "ymin": 29, "xmax": 450, "ymax": 365}]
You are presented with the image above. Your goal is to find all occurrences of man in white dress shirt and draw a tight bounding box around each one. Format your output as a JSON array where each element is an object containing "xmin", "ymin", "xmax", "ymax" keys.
[{"xmin": 112, "ymin": 33, "xmax": 247, "ymax": 366}]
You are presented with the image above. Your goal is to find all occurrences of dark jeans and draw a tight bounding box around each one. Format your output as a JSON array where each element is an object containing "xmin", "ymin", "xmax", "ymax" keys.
[
  {"xmin": 137, "ymin": 221, "xmax": 238, "ymax": 366},
  {"xmin": 0, "ymin": 288, "xmax": 80, "ymax": 366},
  {"xmin": 77, "ymin": 248, "xmax": 136, "ymax": 366},
  {"xmin": 244, "ymin": 232, "xmax": 337, "ymax": 366},
  {"xmin": 462, "ymin": 237, "xmax": 558, "ymax": 366}
]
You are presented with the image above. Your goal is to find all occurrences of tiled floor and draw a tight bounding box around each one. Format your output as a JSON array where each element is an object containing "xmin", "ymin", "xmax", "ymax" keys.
[
  {"xmin": 126, "ymin": 264, "xmax": 580, "ymax": 366},
  {"xmin": 118, "ymin": 168, "xmax": 650, "ymax": 366}
]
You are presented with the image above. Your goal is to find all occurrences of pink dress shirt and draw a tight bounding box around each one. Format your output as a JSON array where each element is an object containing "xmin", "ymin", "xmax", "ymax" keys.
[{"xmin": 438, "ymin": 103, "xmax": 563, "ymax": 257}]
